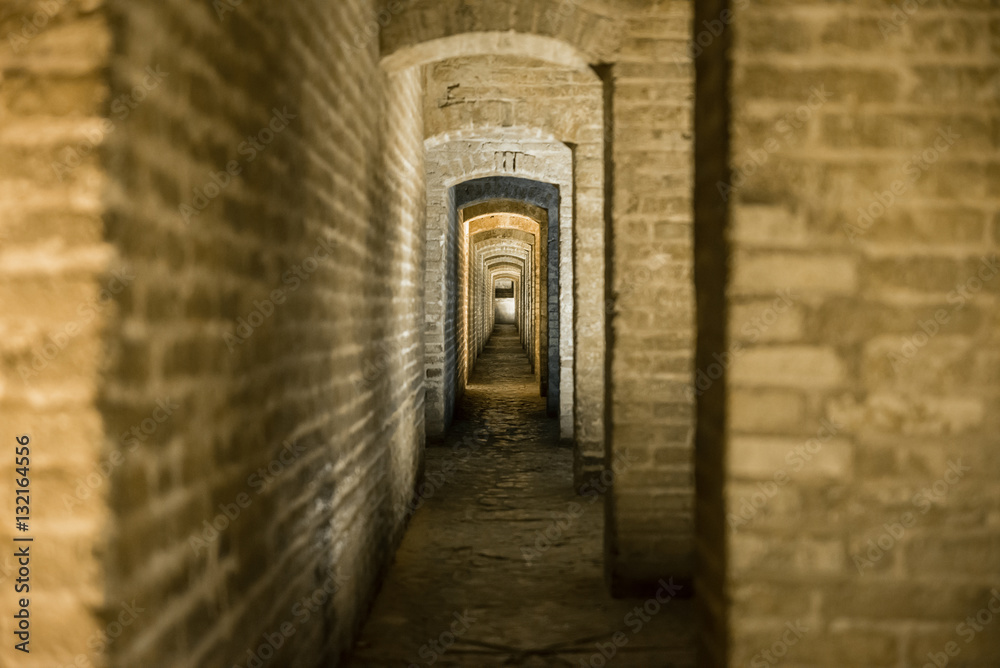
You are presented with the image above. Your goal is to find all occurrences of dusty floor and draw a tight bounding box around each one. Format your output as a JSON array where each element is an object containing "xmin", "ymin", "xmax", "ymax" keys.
[{"xmin": 347, "ymin": 325, "xmax": 696, "ymax": 667}]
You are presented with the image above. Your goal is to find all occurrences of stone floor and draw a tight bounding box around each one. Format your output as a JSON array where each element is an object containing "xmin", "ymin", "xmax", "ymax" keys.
[{"xmin": 346, "ymin": 325, "xmax": 696, "ymax": 667}]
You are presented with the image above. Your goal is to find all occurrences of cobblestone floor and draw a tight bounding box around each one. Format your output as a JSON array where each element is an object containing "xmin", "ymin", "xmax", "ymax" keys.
[{"xmin": 347, "ymin": 325, "xmax": 696, "ymax": 667}]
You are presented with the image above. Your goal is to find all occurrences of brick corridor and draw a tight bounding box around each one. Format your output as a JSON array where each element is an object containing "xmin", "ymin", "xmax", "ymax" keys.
[{"xmin": 347, "ymin": 325, "xmax": 696, "ymax": 667}]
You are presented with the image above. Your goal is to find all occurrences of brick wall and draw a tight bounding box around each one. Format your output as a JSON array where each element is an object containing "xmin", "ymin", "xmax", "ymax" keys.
[
  {"xmin": 699, "ymin": 0, "xmax": 1000, "ymax": 665},
  {"xmin": 0, "ymin": 1, "xmax": 113, "ymax": 665},
  {"xmin": 604, "ymin": 2, "xmax": 697, "ymax": 593},
  {"xmin": 97, "ymin": 1, "xmax": 427, "ymax": 665}
]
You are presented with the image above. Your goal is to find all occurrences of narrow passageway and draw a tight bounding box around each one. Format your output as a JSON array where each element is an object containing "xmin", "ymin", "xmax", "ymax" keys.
[{"xmin": 348, "ymin": 326, "xmax": 695, "ymax": 667}]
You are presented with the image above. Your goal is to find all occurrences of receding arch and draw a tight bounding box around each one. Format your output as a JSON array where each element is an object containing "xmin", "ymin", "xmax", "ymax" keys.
[
  {"xmin": 395, "ymin": 17, "xmax": 681, "ymax": 601},
  {"xmin": 467, "ymin": 213, "xmax": 543, "ymax": 378},
  {"xmin": 420, "ymin": 62, "xmax": 606, "ymax": 458},
  {"xmin": 479, "ymin": 241, "xmax": 534, "ymax": 346},
  {"xmin": 457, "ymin": 177, "xmax": 562, "ymax": 419},
  {"xmin": 382, "ymin": 31, "xmax": 592, "ymax": 73},
  {"xmin": 472, "ymin": 234, "xmax": 535, "ymax": 383},
  {"xmin": 378, "ymin": 0, "xmax": 634, "ymax": 70},
  {"xmin": 465, "ymin": 199, "xmax": 548, "ymax": 224},
  {"xmin": 423, "ymin": 130, "xmax": 574, "ymax": 439}
]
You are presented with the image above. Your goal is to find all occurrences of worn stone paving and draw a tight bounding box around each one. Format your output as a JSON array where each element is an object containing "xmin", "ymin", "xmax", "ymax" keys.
[{"xmin": 347, "ymin": 325, "xmax": 696, "ymax": 667}]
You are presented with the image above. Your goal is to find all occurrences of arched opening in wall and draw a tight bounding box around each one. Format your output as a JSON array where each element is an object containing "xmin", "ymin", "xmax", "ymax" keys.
[
  {"xmin": 463, "ymin": 217, "xmax": 537, "ymax": 389},
  {"xmin": 411, "ymin": 34, "xmax": 608, "ymax": 455},
  {"xmin": 453, "ymin": 177, "xmax": 567, "ymax": 429},
  {"xmin": 424, "ymin": 134, "xmax": 576, "ymax": 440},
  {"xmin": 463, "ymin": 208, "xmax": 545, "ymax": 395},
  {"xmin": 380, "ymin": 9, "xmax": 695, "ymax": 605},
  {"xmin": 473, "ymin": 248, "xmax": 530, "ymax": 375}
]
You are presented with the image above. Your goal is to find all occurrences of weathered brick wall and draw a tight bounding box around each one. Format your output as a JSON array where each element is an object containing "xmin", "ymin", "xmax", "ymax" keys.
[
  {"xmin": 97, "ymin": 1, "xmax": 427, "ymax": 666},
  {"xmin": 0, "ymin": 1, "xmax": 113, "ymax": 665},
  {"xmin": 604, "ymin": 2, "xmax": 697, "ymax": 593},
  {"xmin": 705, "ymin": 1, "xmax": 1000, "ymax": 665}
]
